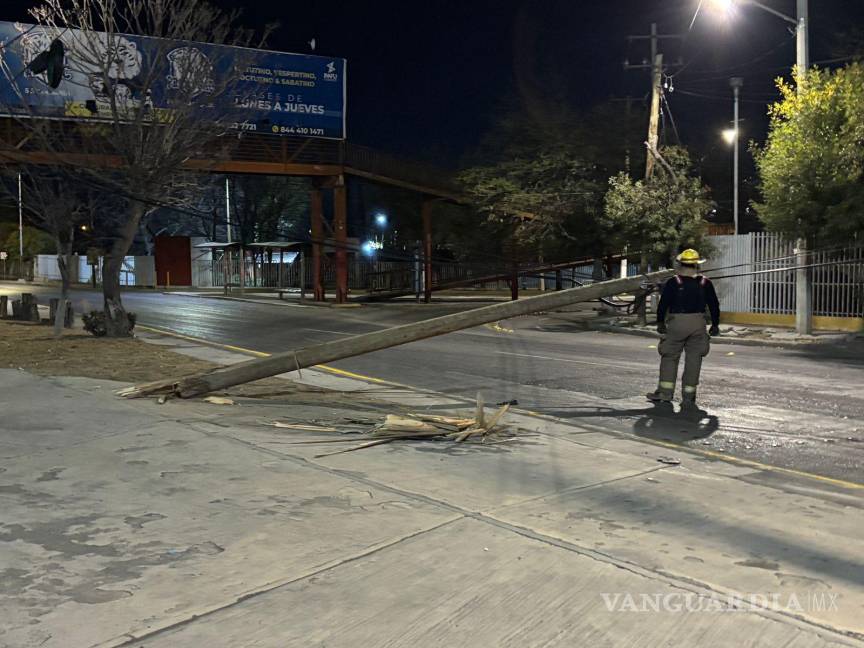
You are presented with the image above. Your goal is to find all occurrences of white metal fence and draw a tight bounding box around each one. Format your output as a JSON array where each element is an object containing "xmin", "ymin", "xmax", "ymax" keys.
[
  {"xmin": 32, "ymin": 255, "xmax": 156, "ymax": 287},
  {"xmin": 704, "ymin": 233, "xmax": 864, "ymax": 318}
]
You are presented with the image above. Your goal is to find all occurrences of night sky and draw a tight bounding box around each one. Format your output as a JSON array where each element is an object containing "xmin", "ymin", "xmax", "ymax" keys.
[{"xmin": 4, "ymin": 0, "xmax": 864, "ymax": 220}]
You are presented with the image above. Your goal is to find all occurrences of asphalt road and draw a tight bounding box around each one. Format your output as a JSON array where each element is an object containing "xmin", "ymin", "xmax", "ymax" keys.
[{"xmin": 4, "ymin": 282, "xmax": 864, "ymax": 487}]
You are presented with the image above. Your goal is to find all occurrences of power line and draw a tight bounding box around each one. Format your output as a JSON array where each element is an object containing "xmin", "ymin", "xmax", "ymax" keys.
[
  {"xmin": 707, "ymin": 258, "xmax": 864, "ymax": 281},
  {"xmin": 675, "ymin": 33, "xmax": 796, "ymax": 82},
  {"xmin": 674, "ymin": 88, "xmax": 776, "ymax": 104},
  {"xmin": 661, "ymin": 92, "xmax": 682, "ymax": 146},
  {"xmin": 683, "ymin": 54, "xmax": 860, "ymax": 86}
]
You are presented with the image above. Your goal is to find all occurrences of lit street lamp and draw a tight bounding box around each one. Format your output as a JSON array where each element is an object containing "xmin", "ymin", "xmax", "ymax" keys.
[
  {"xmin": 374, "ymin": 212, "xmax": 388, "ymax": 228},
  {"xmin": 706, "ymin": 0, "xmax": 808, "ymax": 90},
  {"xmin": 704, "ymin": 0, "xmax": 811, "ymax": 332}
]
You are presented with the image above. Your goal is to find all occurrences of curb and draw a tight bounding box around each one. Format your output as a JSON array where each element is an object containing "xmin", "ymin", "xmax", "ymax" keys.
[
  {"xmin": 178, "ymin": 293, "xmax": 334, "ymax": 308},
  {"xmin": 588, "ymin": 323, "xmax": 855, "ymax": 349}
]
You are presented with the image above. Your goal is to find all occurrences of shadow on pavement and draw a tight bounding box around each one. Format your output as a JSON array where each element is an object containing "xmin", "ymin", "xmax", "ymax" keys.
[{"xmin": 544, "ymin": 402, "xmax": 720, "ymax": 443}]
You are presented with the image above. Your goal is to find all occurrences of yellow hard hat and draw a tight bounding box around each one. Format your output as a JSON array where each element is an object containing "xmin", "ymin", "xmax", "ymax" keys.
[{"xmin": 676, "ymin": 248, "xmax": 706, "ymax": 265}]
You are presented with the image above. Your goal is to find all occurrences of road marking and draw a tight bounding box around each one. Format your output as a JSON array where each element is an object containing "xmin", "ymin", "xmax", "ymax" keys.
[
  {"xmin": 315, "ymin": 365, "xmax": 407, "ymax": 387},
  {"xmin": 484, "ymin": 321, "xmax": 514, "ymax": 334},
  {"xmin": 137, "ymin": 324, "xmax": 403, "ymax": 387},
  {"xmin": 305, "ymin": 328, "xmax": 358, "ymax": 336},
  {"xmin": 497, "ymin": 350, "xmax": 639, "ymax": 372},
  {"xmin": 651, "ymin": 438, "xmax": 864, "ymax": 490},
  {"xmin": 135, "ymin": 323, "xmax": 864, "ymax": 491},
  {"xmin": 137, "ymin": 325, "xmax": 271, "ymax": 358}
]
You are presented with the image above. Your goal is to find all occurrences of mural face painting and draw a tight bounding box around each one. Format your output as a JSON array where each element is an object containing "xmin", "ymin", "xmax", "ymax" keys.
[{"xmin": 0, "ymin": 21, "xmax": 346, "ymax": 139}]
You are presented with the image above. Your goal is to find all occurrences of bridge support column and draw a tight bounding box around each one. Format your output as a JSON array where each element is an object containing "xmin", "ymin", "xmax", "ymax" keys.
[
  {"xmin": 334, "ymin": 183, "xmax": 348, "ymax": 304},
  {"xmin": 310, "ymin": 188, "xmax": 325, "ymax": 301},
  {"xmin": 422, "ymin": 200, "xmax": 433, "ymax": 303}
]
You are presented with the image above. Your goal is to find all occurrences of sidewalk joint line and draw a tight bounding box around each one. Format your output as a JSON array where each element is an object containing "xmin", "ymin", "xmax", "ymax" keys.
[
  {"xmin": 113, "ymin": 515, "xmax": 464, "ymax": 647},
  {"xmin": 184, "ymin": 421, "xmax": 864, "ymax": 646}
]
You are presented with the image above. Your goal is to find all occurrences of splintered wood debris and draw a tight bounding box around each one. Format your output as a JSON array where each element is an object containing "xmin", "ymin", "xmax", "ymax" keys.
[{"xmin": 263, "ymin": 395, "xmax": 519, "ymax": 458}]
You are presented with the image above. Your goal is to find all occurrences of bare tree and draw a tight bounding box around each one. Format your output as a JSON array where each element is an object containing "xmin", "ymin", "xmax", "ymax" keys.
[
  {"xmin": 1, "ymin": 0, "xmax": 271, "ymax": 335},
  {"xmin": 1, "ymin": 160, "xmax": 104, "ymax": 336}
]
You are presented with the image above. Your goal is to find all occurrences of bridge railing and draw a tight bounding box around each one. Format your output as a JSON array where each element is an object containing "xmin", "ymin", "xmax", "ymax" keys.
[{"xmin": 2, "ymin": 117, "xmax": 461, "ymax": 195}]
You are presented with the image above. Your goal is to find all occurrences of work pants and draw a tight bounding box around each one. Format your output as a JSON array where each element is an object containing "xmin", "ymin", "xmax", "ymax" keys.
[{"xmin": 657, "ymin": 313, "xmax": 710, "ymax": 396}]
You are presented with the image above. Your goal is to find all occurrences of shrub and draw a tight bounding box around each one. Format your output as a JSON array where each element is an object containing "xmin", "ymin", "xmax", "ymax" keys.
[{"xmin": 82, "ymin": 310, "xmax": 137, "ymax": 337}]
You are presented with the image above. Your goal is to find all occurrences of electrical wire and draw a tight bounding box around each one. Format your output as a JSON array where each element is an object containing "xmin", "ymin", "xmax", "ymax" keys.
[
  {"xmin": 661, "ymin": 93, "xmax": 682, "ymax": 146},
  {"xmin": 675, "ymin": 33, "xmax": 796, "ymax": 82},
  {"xmin": 682, "ymin": 54, "xmax": 860, "ymax": 87},
  {"xmin": 706, "ymin": 258, "xmax": 864, "ymax": 281},
  {"xmin": 674, "ymin": 88, "xmax": 778, "ymax": 104}
]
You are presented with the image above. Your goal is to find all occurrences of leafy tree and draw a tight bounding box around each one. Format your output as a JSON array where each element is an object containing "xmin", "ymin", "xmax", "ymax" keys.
[
  {"xmin": 753, "ymin": 64, "xmax": 864, "ymax": 244},
  {"xmin": 1, "ymin": 224, "xmax": 54, "ymax": 260},
  {"xmin": 601, "ymin": 146, "xmax": 715, "ymax": 266},
  {"xmin": 459, "ymin": 98, "xmax": 644, "ymax": 263},
  {"xmin": 459, "ymin": 151, "xmax": 606, "ymax": 261}
]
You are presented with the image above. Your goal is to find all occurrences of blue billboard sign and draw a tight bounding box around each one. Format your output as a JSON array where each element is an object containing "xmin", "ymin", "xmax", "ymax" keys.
[{"xmin": 0, "ymin": 21, "xmax": 347, "ymax": 139}]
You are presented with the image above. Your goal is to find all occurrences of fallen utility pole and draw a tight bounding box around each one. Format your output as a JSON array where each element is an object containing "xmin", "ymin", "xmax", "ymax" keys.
[{"xmin": 119, "ymin": 270, "xmax": 674, "ymax": 399}]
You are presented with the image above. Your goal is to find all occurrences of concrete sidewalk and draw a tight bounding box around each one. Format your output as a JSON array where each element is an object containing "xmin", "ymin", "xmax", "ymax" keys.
[{"xmin": 1, "ymin": 333, "xmax": 863, "ymax": 647}]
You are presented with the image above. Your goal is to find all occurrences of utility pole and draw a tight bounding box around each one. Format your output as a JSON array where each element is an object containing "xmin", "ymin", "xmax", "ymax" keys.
[
  {"xmin": 224, "ymin": 177, "xmax": 232, "ymax": 244},
  {"xmin": 730, "ymin": 77, "xmax": 743, "ymax": 235},
  {"xmin": 645, "ymin": 52, "xmax": 663, "ymax": 179},
  {"xmin": 624, "ymin": 23, "xmax": 682, "ymax": 323},
  {"xmin": 624, "ymin": 23, "xmax": 684, "ymax": 180}
]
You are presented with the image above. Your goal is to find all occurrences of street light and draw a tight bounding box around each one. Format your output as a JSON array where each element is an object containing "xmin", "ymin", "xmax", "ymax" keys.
[
  {"xmin": 702, "ymin": 0, "xmax": 812, "ymax": 333},
  {"xmin": 374, "ymin": 212, "xmax": 387, "ymax": 227},
  {"xmin": 721, "ymin": 128, "xmax": 737, "ymax": 145},
  {"xmin": 704, "ymin": 0, "xmax": 808, "ymax": 82}
]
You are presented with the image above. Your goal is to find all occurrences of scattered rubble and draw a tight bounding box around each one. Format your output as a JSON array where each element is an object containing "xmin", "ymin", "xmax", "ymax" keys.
[{"xmin": 263, "ymin": 395, "xmax": 519, "ymax": 458}]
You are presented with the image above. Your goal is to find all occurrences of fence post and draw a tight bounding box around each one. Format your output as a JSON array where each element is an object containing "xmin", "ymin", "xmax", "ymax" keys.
[
  {"xmin": 299, "ymin": 250, "xmax": 306, "ymax": 302},
  {"xmin": 334, "ymin": 184, "xmax": 349, "ymax": 304},
  {"xmin": 310, "ymin": 188, "xmax": 325, "ymax": 301},
  {"xmin": 422, "ymin": 201, "xmax": 433, "ymax": 303}
]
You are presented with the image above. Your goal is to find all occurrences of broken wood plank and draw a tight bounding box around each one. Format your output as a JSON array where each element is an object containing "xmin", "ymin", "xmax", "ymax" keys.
[{"xmin": 314, "ymin": 438, "xmax": 396, "ymax": 458}]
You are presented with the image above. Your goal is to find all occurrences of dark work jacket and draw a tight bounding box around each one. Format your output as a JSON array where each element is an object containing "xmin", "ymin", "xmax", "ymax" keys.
[{"xmin": 657, "ymin": 275, "xmax": 720, "ymax": 327}]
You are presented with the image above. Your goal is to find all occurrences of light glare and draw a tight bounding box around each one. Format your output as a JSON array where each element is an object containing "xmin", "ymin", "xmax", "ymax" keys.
[
  {"xmin": 706, "ymin": 0, "xmax": 739, "ymax": 20},
  {"xmin": 722, "ymin": 128, "xmax": 738, "ymax": 144}
]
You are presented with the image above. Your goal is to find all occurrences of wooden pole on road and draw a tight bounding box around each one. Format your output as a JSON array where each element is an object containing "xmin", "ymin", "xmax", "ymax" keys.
[{"xmin": 120, "ymin": 269, "xmax": 673, "ymax": 400}]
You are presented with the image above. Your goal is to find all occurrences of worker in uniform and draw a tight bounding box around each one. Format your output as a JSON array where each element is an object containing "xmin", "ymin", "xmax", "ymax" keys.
[{"xmin": 647, "ymin": 248, "xmax": 720, "ymax": 407}]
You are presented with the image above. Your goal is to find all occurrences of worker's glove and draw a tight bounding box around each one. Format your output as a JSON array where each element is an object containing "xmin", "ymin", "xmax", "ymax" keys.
[
  {"xmin": 709, "ymin": 325, "xmax": 720, "ymax": 337},
  {"xmin": 656, "ymin": 322, "xmax": 667, "ymax": 335}
]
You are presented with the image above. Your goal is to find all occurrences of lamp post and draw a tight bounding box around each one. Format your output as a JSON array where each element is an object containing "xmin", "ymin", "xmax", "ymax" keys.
[
  {"xmin": 730, "ymin": 77, "xmax": 743, "ymax": 235},
  {"xmin": 707, "ymin": 0, "xmax": 810, "ymax": 333},
  {"xmin": 708, "ymin": 1, "xmax": 807, "ymax": 87},
  {"xmin": 17, "ymin": 171, "xmax": 24, "ymax": 263}
]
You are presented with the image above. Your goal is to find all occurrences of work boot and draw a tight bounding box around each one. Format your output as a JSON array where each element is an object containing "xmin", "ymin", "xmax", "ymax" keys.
[
  {"xmin": 646, "ymin": 389, "xmax": 673, "ymax": 403},
  {"xmin": 681, "ymin": 388, "xmax": 698, "ymax": 408}
]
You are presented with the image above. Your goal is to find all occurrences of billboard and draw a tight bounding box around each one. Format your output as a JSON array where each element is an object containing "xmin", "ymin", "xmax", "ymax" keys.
[{"xmin": 0, "ymin": 21, "xmax": 346, "ymax": 139}]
